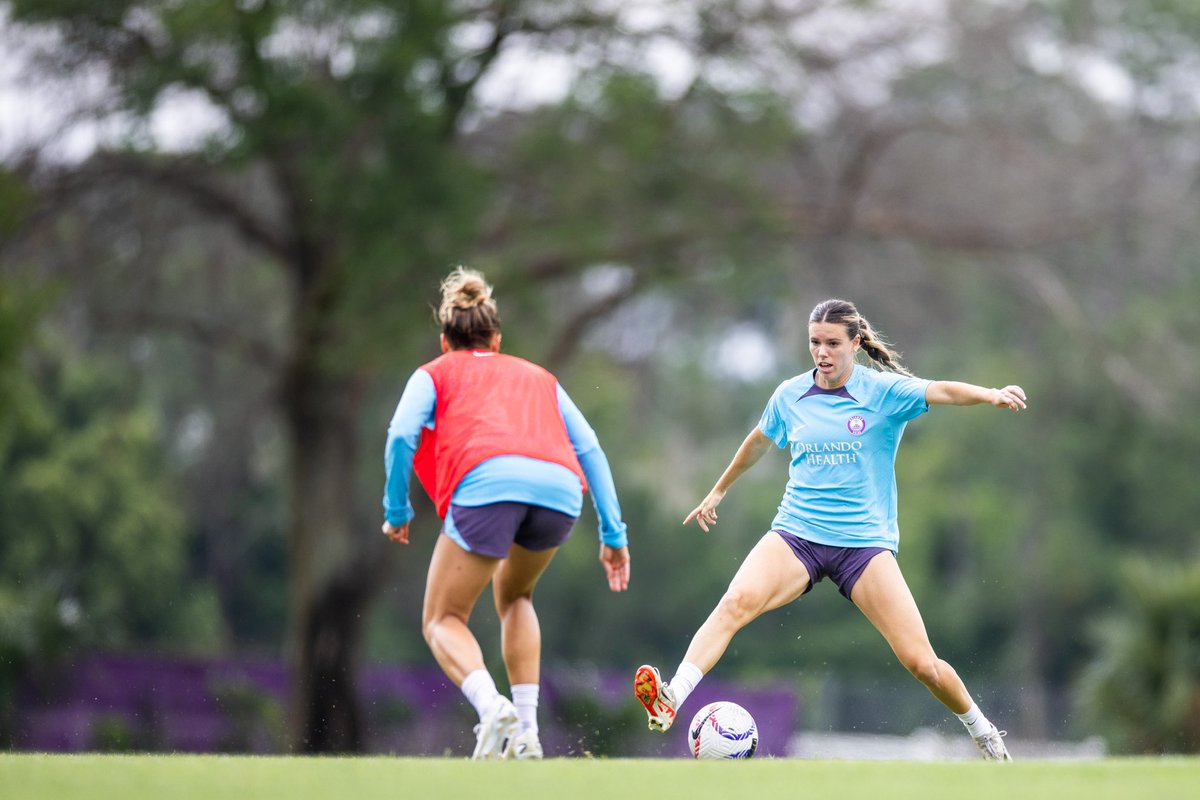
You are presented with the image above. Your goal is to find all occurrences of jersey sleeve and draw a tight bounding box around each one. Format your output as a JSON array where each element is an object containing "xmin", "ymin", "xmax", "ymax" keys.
[
  {"xmin": 382, "ymin": 369, "xmax": 436, "ymax": 526},
  {"xmin": 557, "ymin": 384, "xmax": 628, "ymax": 548},
  {"xmin": 880, "ymin": 374, "xmax": 932, "ymax": 422},
  {"xmin": 757, "ymin": 382, "xmax": 790, "ymax": 448}
]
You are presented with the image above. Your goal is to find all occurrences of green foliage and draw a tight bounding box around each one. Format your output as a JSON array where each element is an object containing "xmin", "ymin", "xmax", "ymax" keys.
[
  {"xmin": 0, "ymin": 279, "xmax": 41, "ymax": 418},
  {"xmin": 0, "ymin": 340, "xmax": 191, "ymax": 645},
  {"xmin": 0, "ymin": 288, "xmax": 220, "ymax": 742},
  {"xmin": 210, "ymin": 677, "xmax": 287, "ymax": 752},
  {"xmin": 1078, "ymin": 559, "xmax": 1200, "ymax": 754},
  {"xmin": 489, "ymin": 70, "xmax": 798, "ymax": 300},
  {"xmin": 1043, "ymin": 0, "xmax": 1200, "ymax": 90},
  {"xmin": 87, "ymin": 714, "xmax": 146, "ymax": 753},
  {"xmin": 9, "ymin": 0, "xmax": 485, "ymax": 367},
  {"xmin": 0, "ymin": 168, "xmax": 31, "ymax": 236}
]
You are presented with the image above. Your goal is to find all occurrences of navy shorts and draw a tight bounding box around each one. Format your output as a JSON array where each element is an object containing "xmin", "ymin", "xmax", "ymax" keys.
[
  {"xmin": 445, "ymin": 502, "xmax": 577, "ymax": 559},
  {"xmin": 772, "ymin": 530, "xmax": 893, "ymax": 601}
]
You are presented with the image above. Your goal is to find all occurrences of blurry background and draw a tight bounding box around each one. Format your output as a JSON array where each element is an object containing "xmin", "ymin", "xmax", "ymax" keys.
[{"xmin": 1, "ymin": 0, "xmax": 1198, "ymax": 758}]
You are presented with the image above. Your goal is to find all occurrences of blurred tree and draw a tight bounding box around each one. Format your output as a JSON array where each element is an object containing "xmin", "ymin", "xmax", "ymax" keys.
[
  {"xmin": 3, "ymin": 156, "xmax": 297, "ymax": 654},
  {"xmin": 4, "ymin": 0, "xmax": 509, "ymax": 752},
  {"xmin": 3, "ymin": 0, "xmax": 805, "ymax": 751},
  {"xmin": 5, "ymin": 0, "xmax": 1200, "ymax": 753},
  {"xmin": 2, "ymin": 0, "xmax": 824, "ymax": 751},
  {"xmin": 0, "ymin": 284, "xmax": 214, "ymax": 747},
  {"xmin": 1078, "ymin": 559, "xmax": 1200, "ymax": 753}
]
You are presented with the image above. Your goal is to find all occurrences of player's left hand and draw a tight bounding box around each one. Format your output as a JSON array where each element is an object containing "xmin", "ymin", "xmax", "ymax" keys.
[
  {"xmin": 992, "ymin": 384, "xmax": 1027, "ymax": 411},
  {"xmin": 382, "ymin": 520, "xmax": 410, "ymax": 545}
]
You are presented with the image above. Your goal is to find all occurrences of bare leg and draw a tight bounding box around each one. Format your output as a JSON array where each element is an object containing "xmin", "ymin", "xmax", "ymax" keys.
[
  {"xmin": 681, "ymin": 532, "xmax": 812, "ymax": 672},
  {"xmin": 850, "ymin": 551, "xmax": 972, "ymax": 714},
  {"xmin": 421, "ymin": 535, "xmax": 501, "ymax": 686},
  {"xmin": 493, "ymin": 544, "xmax": 558, "ymax": 686}
]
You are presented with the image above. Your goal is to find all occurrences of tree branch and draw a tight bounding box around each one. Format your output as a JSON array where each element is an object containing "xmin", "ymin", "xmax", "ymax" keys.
[
  {"xmin": 441, "ymin": 1, "xmax": 521, "ymax": 139},
  {"xmin": 90, "ymin": 306, "xmax": 283, "ymax": 371},
  {"xmin": 82, "ymin": 152, "xmax": 291, "ymax": 261},
  {"xmin": 544, "ymin": 272, "xmax": 643, "ymax": 371},
  {"xmin": 824, "ymin": 122, "xmax": 913, "ymax": 232},
  {"xmin": 1009, "ymin": 257, "xmax": 1170, "ymax": 417}
]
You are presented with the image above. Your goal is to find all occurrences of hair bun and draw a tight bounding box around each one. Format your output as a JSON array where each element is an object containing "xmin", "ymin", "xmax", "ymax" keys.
[
  {"xmin": 452, "ymin": 275, "xmax": 491, "ymax": 309},
  {"xmin": 438, "ymin": 267, "xmax": 498, "ymax": 329}
]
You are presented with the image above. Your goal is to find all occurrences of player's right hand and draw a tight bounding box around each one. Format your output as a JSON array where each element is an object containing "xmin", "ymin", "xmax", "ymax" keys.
[
  {"xmin": 600, "ymin": 544, "xmax": 630, "ymax": 592},
  {"xmin": 683, "ymin": 491, "xmax": 725, "ymax": 532}
]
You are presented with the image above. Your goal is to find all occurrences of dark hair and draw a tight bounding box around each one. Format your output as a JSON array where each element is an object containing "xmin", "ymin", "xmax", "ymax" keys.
[
  {"xmin": 809, "ymin": 298, "xmax": 911, "ymax": 376},
  {"xmin": 438, "ymin": 267, "xmax": 500, "ymax": 350}
]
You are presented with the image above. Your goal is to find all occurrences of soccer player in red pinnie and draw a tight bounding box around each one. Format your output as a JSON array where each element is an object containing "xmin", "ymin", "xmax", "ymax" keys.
[{"xmin": 383, "ymin": 267, "xmax": 630, "ymax": 759}]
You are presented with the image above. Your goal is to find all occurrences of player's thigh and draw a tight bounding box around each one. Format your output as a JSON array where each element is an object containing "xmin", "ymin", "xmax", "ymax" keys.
[
  {"xmin": 849, "ymin": 551, "xmax": 934, "ymax": 658},
  {"xmin": 423, "ymin": 534, "xmax": 501, "ymax": 624},
  {"xmin": 725, "ymin": 532, "xmax": 813, "ymax": 614},
  {"xmin": 493, "ymin": 544, "xmax": 558, "ymax": 609}
]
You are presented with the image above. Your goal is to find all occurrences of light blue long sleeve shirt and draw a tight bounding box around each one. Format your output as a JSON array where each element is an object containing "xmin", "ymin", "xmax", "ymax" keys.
[{"xmin": 383, "ymin": 369, "xmax": 628, "ymax": 548}]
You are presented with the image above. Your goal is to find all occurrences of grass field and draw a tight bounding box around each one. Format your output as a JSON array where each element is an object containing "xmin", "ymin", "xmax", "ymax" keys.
[{"xmin": 4, "ymin": 754, "xmax": 1199, "ymax": 800}]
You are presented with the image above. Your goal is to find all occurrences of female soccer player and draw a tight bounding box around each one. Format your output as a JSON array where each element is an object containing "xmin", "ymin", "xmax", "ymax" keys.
[
  {"xmin": 383, "ymin": 267, "xmax": 630, "ymax": 760},
  {"xmin": 634, "ymin": 298, "xmax": 1024, "ymax": 761}
]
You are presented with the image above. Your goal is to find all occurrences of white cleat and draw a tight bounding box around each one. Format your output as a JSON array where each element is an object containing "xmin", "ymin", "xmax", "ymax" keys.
[
  {"xmin": 973, "ymin": 725, "xmax": 1013, "ymax": 762},
  {"xmin": 634, "ymin": 665, "xmax": 678, "ymax": 733},
  {"xmin": 504, "ymin": 728, "xmax": 544, "ymax": 760},
  {"xmin": 472, "ymin": 697, "xmax": 519, "ymax": 760}
]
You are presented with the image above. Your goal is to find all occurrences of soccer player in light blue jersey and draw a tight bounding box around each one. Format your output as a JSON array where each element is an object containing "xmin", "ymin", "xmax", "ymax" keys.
[{"xmin": 635, "ymin": 298, "xmax": 1026, "ymax": 761}]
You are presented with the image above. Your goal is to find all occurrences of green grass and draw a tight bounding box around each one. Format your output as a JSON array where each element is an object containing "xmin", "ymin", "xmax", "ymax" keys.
[{"xmin": 3, "ymin": 754, "xmax": 1198, "ymax": 800}]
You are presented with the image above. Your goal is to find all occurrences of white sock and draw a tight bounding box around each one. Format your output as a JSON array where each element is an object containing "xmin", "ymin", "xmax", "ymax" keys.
[
  {"xmin": 511, "ymin": 683, "xmax": 539, "ymax": 734},
  {"xmin": 461, "ymin": 669, "xmax": 502, "ymax": 720},
  {"xmin": 669, "ymin": 661, "xmax": 705, "ymax": 708},
  {"xmin": 955, "ymin": 702, "xmax": 994, "ymax": 738}
]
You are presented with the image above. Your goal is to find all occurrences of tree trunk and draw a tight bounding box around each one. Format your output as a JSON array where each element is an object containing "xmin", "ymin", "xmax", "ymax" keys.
[
  {"xmin": 282, "ymin": 364, "xmax": 372, "ymax": 753},
  {"xmin": 294, "ymin": 553, "xmax": 374, "ymax": 752}
]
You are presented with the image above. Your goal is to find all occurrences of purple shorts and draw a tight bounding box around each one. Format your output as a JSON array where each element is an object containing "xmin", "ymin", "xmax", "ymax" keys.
[
  {"xmin": 772, "ymin": 530, "xmax": 893, "ymax": 601},
  {"xmin": 446, "ymin": 502, "xmax": 577, "ymax": 559}
]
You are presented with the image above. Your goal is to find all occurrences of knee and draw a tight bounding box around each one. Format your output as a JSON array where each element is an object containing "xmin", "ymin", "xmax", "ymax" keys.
[
  {"xmin": 422, "ymin": 610, "xmax": 464, "ymax": 646},
  {"xmin": 902, "ymin": 653, "xmax": 944, "ymax": 688},
  {"xmin": 494, "ymin": 590, "xmax": 533, "ymax": 618},
  {"xmin": 422, "ymin": 614, "xmax": 452, "ymax": 646},
  {"xmin": 714, "ymin": 586, "xmax": 762, "ymax": 627},
  {"xmin": 421, "ymin": 617, "xmax": 440, "ymax": 647}
]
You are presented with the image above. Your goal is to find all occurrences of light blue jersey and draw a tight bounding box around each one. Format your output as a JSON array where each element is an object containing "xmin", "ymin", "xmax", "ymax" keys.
[
  {"xmin": 757, "ymin": 365, "xmax": 931, "ymax": 550},
  {"xmin": 383, "ymin": 369, "xmax": 628, "ymax": 548}
]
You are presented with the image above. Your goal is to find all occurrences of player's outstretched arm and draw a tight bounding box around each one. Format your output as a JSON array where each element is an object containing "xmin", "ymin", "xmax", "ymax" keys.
[
  {"xmin": 684, "ymin": 428, "xmax": 774, "ymax": 532},
  {"xmin": 926, "ymin": 381, "xmax": 1027, "ymax": 411}
]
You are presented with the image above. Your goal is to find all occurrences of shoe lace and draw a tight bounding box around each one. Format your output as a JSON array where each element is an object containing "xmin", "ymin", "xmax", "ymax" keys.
[{"xmin": 976, "ymin": 729, "xmax": 1008, "ymax": 756}]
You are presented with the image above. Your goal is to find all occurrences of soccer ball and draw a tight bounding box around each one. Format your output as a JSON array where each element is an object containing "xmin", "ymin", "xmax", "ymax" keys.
[{"xmin": 686, "ymin": 701, "xmax": 759, "ymax": 759}]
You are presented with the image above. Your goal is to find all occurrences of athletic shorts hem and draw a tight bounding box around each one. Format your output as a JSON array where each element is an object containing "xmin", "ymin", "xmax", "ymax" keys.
[
  {"xmin": 447, "ymin": 502, "xmax": 577, "ymax": 559},
  {"xmin": 771, "ymin": 530, "xmax": 893, "ymax": 601}
]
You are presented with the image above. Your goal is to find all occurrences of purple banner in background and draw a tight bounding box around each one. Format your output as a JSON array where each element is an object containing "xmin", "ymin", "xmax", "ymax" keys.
[{"xmin": 16, "ymin": 654, "xmax": 799, "ymax": 758}]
